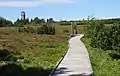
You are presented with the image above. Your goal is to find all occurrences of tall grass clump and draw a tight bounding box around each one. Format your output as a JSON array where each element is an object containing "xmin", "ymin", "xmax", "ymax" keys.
[
  {"xmin": 18, "ymin": 24, "xmax": 55, "ymax": 35},
  {"xmin": 18, "ymin": 26, "xmax": 36, "ymax": 33},
  {"xmin": 37, "ymin": 24, "xmax": 55, "ymax": 35}
]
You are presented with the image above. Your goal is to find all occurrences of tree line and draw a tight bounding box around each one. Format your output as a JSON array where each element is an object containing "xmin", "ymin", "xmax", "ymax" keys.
[
  {"xmin": 1, "ymin": 17, "xmax": 120, "ymax": 27},
  {"xmin": 0, "ymin": 17, "xmax": 55, "ymax": 27},
  {"xmin": 0, "ymin": 17, "xmax": 13, "ymax": 27}
]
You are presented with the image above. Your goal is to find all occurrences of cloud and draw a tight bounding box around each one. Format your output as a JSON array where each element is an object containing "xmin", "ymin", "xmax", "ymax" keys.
[
  {"xmin": 0, "ymin": 0, "xmax": 76, "ymax": 7},
  {"xmin": 0, "ymin": 1, "xmax": 40, "ymax": 7}
]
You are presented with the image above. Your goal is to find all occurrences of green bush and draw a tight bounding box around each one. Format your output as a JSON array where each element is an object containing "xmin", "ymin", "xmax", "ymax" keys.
[
  {"xmin": 84, "ymin": 18, "xmax": 96, "ymax": 38},
  {"xmin": 85, "ymin": 18, "xmax": 120, "ymax": 51},
  {"xmin": 18, "ymin": 26, "xmax": 36, "ymax": 33},
  {"xmin": 37, "ymin": 24, "xmax": 55, "ymax": 35},
  {"xmin": 18, "ymin": 25, "xmax": 55, "ymax": 35},
  {"xmin": 90, "ymin": 25, "xmax": 112, "ymax": 49}
]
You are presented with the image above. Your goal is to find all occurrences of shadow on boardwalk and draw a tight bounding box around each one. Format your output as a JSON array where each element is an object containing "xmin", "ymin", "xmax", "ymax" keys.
[
  {"xmin": 53, "ymin": 67, "xmax": 72, "ymax": 75},
  {"xmin": 53, "ymin": 67, "xmax": 94, "ymax": 76}
]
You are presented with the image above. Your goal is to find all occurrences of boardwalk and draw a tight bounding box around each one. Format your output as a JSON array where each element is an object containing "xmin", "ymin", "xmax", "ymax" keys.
[{"xmin": 51, "ymin": 34, "xmax": 94, "ymax": 76}]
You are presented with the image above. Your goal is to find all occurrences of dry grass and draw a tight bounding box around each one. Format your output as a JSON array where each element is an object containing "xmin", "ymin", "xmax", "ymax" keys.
[{"xmin": 0, "ymin": 26, "xmax": 69, "ymax": 76}]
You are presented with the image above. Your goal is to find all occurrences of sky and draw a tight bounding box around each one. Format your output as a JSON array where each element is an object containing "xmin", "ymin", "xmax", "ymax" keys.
[{"xmin": 0, "ymin": 0, "xmax": 120, "ymax": 21}]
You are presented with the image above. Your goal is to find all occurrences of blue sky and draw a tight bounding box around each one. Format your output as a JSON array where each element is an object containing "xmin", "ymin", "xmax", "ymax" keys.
[{"xmin": 0, "ymin": 0, "xmax": 120, "ymax": 21}]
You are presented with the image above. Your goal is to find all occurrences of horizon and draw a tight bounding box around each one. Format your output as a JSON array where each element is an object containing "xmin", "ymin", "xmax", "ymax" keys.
[{"xmin": 0, "ymin": 0, "xmax": 120, "ymax": 22}]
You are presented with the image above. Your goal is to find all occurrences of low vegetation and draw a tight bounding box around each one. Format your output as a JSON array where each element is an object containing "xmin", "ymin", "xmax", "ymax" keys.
[
  {"xmin": 18, "ymin": 25, "xmax": 55, "ymax": 35},
  {"xmin": 83, "ymin": 16, "xmax": 120, "ymax": 76},
  {"xmin": 84, "ymin": 17, "xmax": 120, "ymax": 51},
  {"xmin": 0, "ymin": 26, "xmax": 69, "ymax": 76},
  {"xmin": 82, "ymin": 37, "xmax": 120, "ymax": 76}
]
